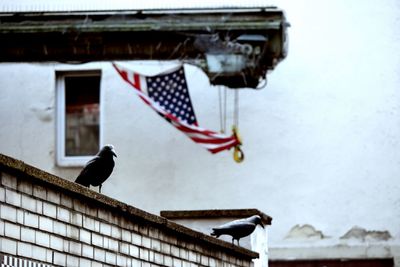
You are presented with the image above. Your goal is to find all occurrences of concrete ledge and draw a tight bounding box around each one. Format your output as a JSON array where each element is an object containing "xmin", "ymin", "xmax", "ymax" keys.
[
  {"xmin": 161, "ymin": 209, "xmax": 272, "ymax": 225},
  {"xmin": 0, "ymin": 153, "xmax": 259, "ymax": 260}
]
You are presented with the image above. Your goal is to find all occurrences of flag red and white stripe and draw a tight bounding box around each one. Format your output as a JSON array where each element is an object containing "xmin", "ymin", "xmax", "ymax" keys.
[{"xmin": 112, "ymin": 63, "xmax": 240, "ymax": 154}]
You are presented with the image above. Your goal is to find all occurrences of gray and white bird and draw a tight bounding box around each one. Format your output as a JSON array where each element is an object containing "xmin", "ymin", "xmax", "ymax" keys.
[
  {"xmin": 75, "ymin": 144, "xmax": 117, "ymax": 193},
  {"xmin": 210, "ymin": 215, "xmax": 264, "ymax": 245}
]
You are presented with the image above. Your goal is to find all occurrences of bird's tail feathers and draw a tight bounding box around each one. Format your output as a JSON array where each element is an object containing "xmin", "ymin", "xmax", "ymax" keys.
[{"xmin": 75, "ymin": 175, "xmax": 90, "ymax": 187}]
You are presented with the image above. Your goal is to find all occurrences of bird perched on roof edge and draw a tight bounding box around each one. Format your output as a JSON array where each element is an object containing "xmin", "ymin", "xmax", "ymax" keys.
[
  {"xmin": 75, "ymin": 144, "xmax": 117, "ymax": 193},
  {"xmin": 210, "ymin": 215, "xmax": 264, "ymax": 245}
]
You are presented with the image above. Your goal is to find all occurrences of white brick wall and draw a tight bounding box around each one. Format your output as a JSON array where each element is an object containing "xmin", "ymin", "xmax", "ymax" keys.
[{"xmin": 0, "ymin": 156, "xmax": 256, "ymax": 267}]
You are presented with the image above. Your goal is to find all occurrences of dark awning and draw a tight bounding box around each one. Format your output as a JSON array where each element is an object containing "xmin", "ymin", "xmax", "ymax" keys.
[{"xmin": 0, "ymin": 7, "xmax": 289, "ymax": 88}]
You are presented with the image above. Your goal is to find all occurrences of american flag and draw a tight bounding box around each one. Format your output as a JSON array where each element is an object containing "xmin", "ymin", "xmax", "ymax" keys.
[{"xmin": 113, "ymin": 63, "xmax": 240, "ymax": 154}]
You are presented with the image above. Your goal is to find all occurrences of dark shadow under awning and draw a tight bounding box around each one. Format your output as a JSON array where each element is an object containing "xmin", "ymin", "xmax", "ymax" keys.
[{"xmin": 0, "ymin": 7, "xmax": 289, "ymax": 88}]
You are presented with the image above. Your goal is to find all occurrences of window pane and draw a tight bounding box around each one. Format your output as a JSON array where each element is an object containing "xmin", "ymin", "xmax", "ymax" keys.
[{"xmin": 64, "ymin": 75, "xmax": 100, "ymax": 156}]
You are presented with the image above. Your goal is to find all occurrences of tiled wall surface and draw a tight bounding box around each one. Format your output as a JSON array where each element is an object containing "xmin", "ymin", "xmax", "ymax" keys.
[{"xmin": 0, "ymin": 156, "xmax": 256, "ymax": 267}]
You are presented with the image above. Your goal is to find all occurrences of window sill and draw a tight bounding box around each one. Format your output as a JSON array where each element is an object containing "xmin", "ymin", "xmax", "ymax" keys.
[{"xmin": 56, "ymin": 155, "xmax": 93, "ymax": 167}]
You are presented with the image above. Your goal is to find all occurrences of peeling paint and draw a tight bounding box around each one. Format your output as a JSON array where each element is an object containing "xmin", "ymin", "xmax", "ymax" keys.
[
  {"xmin": 30, "ymin": 106, "xmax": 53, "ymax": 122},
  {"xmin": 340, "ymin": 226, "xmax": 392, "ymax": 242},
  {"xmin": 285, "ymin": 224, "xmax": 326, "ymax": 240}
]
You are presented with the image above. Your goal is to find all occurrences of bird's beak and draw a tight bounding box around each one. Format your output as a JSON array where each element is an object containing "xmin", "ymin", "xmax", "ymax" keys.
[
  {"xmin": 259, "ymin": 223, "xmax": 265, "ymax": 229},
  {"xmin": 112, "ymin": 149, "xmax": 117, "ymax": 157}
]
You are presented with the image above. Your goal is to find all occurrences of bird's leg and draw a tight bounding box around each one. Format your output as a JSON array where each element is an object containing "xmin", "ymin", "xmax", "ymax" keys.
[
  {"xmin": 99, "ymin": 184, "xmax": 102, "ymax": 193},
  {"xmin": 232, "ymin": 238, "xmax": 234, "ymax": 245},
  {"xmin": 237, "ymin": 239, "xmax": 240, "ymax": 246}
]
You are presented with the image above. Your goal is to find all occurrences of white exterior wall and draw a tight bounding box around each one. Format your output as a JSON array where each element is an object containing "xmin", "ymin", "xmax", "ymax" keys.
[{"xmin": 1, "ymin": 0, "xmax": 400, "ymax": 264}]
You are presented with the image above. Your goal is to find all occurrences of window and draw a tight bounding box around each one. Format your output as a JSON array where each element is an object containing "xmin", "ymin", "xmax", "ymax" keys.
[{"xmin": 56, "ymin": 70, "xmax": 102, "ymax": 166}]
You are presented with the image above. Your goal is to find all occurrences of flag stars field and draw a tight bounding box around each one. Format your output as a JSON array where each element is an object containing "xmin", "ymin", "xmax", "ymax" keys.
[{"xmin": 113, "ymin": 63, "xmax": 241, "ymax": 154}]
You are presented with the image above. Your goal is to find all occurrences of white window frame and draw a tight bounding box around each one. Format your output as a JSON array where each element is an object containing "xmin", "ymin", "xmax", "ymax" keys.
[{"xmin": 56, "ymin": 70, "xmax": 103, "ymax": 167}]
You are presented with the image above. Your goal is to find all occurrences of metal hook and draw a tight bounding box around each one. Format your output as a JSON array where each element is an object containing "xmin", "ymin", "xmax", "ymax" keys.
[
  {"xmin": 232, "ymin": 126, "xmax": 244, "ymax": 163},
  {"xmin": 233, "ymin": 145, "xmax": 245, "ymax": 163}
]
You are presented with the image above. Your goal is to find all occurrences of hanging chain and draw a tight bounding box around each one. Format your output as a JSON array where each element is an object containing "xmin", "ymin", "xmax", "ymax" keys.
[
  {"xmin": 219, "ymin": 86, "xmax": 244, "ymax": 163},
  {"xmin": 218, "ymin": 86, "xmax": 223, "ymax": 133},
  {"xmin": 224, "ymin": 87, "xmax": 228, "ymax": 132},
  {"xmin": 232, "ymin": 89, "xmax": 244, "ymax": 163},
  {"xmin": 234, "ymin": 89, "xmax": 239, "ymax": 128},
  {"xmin": 218, "ymin": 86, "xmax": 227, "ymax": 133}
]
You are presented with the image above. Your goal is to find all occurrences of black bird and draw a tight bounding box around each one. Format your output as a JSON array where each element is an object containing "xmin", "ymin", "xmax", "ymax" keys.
[
  {"xmin": 210, "ymin": 215, "xmax": 264, "ymax": 245},
  {"xmin": 75, "ymin": 145, "xmax": 117, "ymax": 193}
]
